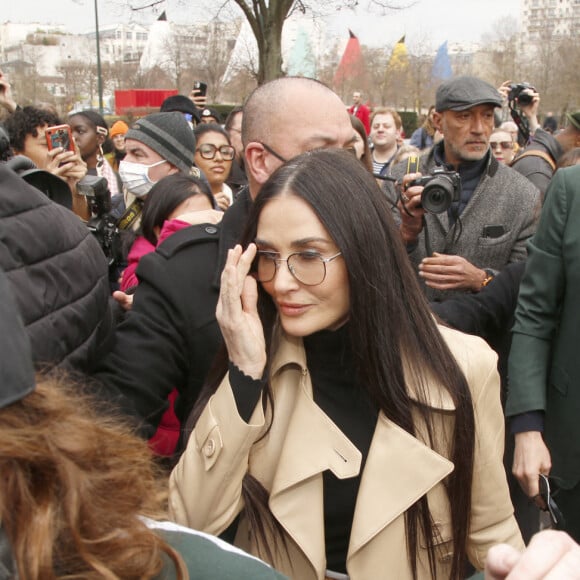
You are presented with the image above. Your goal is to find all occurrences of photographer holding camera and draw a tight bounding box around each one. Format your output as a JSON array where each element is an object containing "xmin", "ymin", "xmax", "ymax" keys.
[
  {"xmin": 386, "ymin": 76, "xmax": 540, "ymax": 303},
  {"xmin": 501, "ymin": 79, "xmax": 580, "ymax": 196}
]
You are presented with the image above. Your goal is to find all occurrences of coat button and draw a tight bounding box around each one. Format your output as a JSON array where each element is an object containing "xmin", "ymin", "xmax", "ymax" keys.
[
  {"xmin": 204, "ymin": 438, "xmax": 216, "ymax": 457},
  {"xmin": 205, "ymin": 226, "xmax": 218, "ymax": 234}
]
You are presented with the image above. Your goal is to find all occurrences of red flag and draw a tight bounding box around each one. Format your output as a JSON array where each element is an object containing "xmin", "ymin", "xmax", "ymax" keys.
[{"xmin": 333, "ymin": 30, "xmax": 366, "ymax": 88}]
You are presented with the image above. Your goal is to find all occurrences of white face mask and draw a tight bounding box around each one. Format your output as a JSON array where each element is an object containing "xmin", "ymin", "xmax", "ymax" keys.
[{"xmin": 119, "ymin": 159, "xmax": 167, "ymax": 198}]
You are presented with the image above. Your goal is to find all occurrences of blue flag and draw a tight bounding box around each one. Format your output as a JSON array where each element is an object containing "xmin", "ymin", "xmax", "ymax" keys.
[{"xmin": 432, "ymin": 41, "xmax": 453, "ymax": 81}]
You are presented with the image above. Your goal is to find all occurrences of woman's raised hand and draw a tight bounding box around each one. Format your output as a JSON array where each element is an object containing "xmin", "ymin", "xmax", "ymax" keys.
[{"xmin": 217, "ymin": 244, "xmax": 267, "ymax": 379}]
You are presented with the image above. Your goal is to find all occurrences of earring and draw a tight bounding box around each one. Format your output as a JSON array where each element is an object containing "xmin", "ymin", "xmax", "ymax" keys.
[{"xmin": 97, "ymin": 144, "xmax": 105, "ymax": 169}]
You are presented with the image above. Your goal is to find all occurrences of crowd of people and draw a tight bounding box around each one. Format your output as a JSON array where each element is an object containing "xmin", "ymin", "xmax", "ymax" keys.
[{"xmin": 1, "ymin": 64, "xmax": 580, "ymax": 579}]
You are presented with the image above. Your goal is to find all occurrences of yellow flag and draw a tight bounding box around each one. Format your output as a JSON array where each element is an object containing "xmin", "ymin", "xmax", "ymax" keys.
[{"xmin": 388, "ymin": 35, "xmax": 408, "ymax": 72}]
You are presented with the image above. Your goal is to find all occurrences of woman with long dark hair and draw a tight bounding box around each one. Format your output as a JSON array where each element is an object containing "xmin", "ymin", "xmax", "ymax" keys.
[
  {"xmin": 120, "ymin": 173, "xmax": 216, "ymax": 292},
  {"xmin": 119, "ymin": 173, "xmax": 218, "ymax": 458},
  {"xmin": 169, "ymin": 149, "xmax": 523, "ymax": 579}
]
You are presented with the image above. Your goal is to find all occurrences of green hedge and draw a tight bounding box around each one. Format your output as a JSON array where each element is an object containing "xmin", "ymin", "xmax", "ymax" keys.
[{"xmin": 399, "ymin": 111, "xmax": 419, "ymax": 139}]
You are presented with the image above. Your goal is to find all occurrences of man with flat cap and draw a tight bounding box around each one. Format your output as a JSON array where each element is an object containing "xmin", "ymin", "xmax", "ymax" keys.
[{"xmin": 387, "ymin": 75, "xmax": 540, "ymax": 303}]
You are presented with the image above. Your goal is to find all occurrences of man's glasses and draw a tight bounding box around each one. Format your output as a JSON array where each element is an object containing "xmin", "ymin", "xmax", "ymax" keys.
[
  {"xmin": 490, "ymin": 141, "xmax": 514, "ymax": 150},
  {"xmin": 537, "ymin": 474, "xmax": 566, "ymax": 530},
  {"xmin": 260, "ymin": 142, "xmax": 288, "ymax": 163},
  {"xmin": 259, "ymin": 143, "xmax": 358, "ymax": 165},
  {"xmin": 254, "ymin": 250, "xmax": 342, "ymax": 286},
  {"xmin": 196, "ymin": 143, "xmax": 235, "ymax": 160}
]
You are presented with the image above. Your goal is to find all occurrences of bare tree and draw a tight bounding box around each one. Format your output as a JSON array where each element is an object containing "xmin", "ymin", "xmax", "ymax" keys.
[
  {"xmin": 480, "ymin": 16, "xmax": 519, "ymax": 86},
  {"xmin": 57, "ymin": 60, "xmax": 92, "ymax": 109},
  {"xmin": 555, "ymin": 35, "xmax": 580, "ymax": 116},
  {"xmin": 188, "ymin": 19, "xmax": 241, "ymax": 101},
  {"xmin": 139, "ymin": 0, "xmax": 407, "ymax": 85},
  {"xmin": 101, "ymin": 61, "xmax": 141, "ymax": 92}
]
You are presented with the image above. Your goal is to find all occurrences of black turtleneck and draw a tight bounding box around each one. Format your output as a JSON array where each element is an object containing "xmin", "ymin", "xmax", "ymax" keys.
[
  {"xmin": 305, "ymin": 326, "xmax": 378, "ymax": 573},
  {"xmin": 230, "ymin": 325, "xmax": 378, "ymax": 573}
]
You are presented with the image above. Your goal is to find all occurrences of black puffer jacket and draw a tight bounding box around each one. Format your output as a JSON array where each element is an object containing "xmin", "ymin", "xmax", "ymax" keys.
[{"xmin": 0, "ymin": 164, "xmax": 113, "ymax": 372}]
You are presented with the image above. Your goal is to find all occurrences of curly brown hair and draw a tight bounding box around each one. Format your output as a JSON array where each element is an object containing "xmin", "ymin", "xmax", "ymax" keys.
[{"xmin": 0, "ymin": 374, "xmax": 187, "ymax": 579}]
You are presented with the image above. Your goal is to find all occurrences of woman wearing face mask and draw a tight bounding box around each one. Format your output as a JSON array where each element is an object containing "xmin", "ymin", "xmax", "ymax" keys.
[
  {"xmin": 170, "ymin": 149, "xmax": 523, "ymax": 580},
  {"xmin": 69, "ymin": 110, "xmax": 121, "ymax": 196},
  {"xmin": 193, "ymin": 123, "xmax": 235, "ymax": 211}
]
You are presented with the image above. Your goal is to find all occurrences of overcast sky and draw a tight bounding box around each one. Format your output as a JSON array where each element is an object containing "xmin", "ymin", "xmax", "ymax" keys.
[{"xmin": 4, "ymin": 0, "xmax": 521, "ymax": 50}]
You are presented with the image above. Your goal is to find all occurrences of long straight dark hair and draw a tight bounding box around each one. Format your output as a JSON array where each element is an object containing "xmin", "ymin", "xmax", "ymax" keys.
[{"xmin": 193, "ymin": 148, "xmax": 475, "ymax": 579}]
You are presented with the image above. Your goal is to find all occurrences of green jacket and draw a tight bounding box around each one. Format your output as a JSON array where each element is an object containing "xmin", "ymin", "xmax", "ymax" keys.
[
  {"xmin": 507, "ymin": 165, "xmax": 580, "ymax": 488},
  {"xmin": 149, "ymin": 520, "xmax": 288, "ymax": 579}
]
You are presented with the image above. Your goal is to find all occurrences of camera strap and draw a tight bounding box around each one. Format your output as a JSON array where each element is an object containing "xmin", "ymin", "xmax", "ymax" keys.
[
  {"xmin": 509, "ymin": 106, "xmax": 530, "ymax": 144},
  {"xmin": 405, "ymin": 155, "xmax": 433, "ymax": 257},
  {"xmin": 510, "ymin": 149, "xmax": 556, "ymax": 172},
  {"xmin": 117, "ymin": 198, "xmax": 144, "ymax": 231}
]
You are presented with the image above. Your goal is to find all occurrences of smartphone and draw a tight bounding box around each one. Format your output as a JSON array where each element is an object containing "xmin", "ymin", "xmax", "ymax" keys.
[
  {"xmin": 45, "ymin": 124, "xmax": 75, "ymax": 152},
  {"xmin": 193, "ymin": 81, "xmax": 207, "ymax": 97},
  {"xmin": 482, "ymin": 225, "xmax": 505, "ymax": 239}
]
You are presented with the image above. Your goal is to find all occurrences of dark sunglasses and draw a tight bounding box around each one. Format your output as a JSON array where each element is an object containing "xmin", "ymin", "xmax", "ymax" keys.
[
  {"xmin": 490, "ymin": 141, "xmax": 513, "ymax": 150},
  {"xmin": 537, "ymin": 474, "xmax": 566, "ymax": 530}
]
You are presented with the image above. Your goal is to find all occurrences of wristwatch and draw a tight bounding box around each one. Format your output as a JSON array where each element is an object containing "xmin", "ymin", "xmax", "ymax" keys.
[{"xmin": 482, "ymin": 269, "xmax": 495, "ymax": 288}]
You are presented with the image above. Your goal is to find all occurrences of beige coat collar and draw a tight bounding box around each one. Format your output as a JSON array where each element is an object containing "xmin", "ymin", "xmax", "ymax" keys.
[
  {"xmin": 267, "ymin": 329, "xmax": 455, "ymax": 571},
  {"xmin": 269, "ymin": 327, "xmax": 456, "ymax": 411}
]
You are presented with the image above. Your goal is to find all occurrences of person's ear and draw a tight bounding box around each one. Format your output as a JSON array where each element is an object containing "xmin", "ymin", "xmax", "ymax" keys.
[
  {"xmin": 432, "ymin": 111, "xmax": 443, "ymax": 132},
  {"xmin": 245, "ymin": 142, "xmax": 277, "ymax": 186}
]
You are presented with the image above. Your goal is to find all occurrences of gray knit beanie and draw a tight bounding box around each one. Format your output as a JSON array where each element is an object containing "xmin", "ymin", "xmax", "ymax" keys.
[{"xmin": 126, "ymin": 112, "xmax": 195, "ymax": 173}]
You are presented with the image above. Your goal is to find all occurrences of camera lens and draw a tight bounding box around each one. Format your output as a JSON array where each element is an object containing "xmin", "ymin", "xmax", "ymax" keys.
[{"xmin": 421, "ymin": 177, "xmax": 454, "ymax": 214}]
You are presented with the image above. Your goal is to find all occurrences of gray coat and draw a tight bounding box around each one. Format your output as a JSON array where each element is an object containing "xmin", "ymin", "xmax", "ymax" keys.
[{"xmin": 387, "ymin": 147, "xmax": 540, "ymax": 301}]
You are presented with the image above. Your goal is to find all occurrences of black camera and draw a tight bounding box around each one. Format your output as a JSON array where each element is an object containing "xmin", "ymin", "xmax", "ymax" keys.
[
  {"xmin": 508, "ymin": 82, "xmax": 535, "ymax": 107},
  {"xmin": 77, "ymin": 175, "xmax": 122, "ymax": 270},
  {"xmin": 408, "ymin": 168, "xmax": 461, "ymax": 214}
]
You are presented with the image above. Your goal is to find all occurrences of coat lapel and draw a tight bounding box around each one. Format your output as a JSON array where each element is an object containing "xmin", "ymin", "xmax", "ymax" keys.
[
  {"xmin": 349, "ymin": 414, "xmax": 454, "ymax": 557},
  {"xmin": 268, "ymin": 336, "xmax": 362, "ymax": 572}
]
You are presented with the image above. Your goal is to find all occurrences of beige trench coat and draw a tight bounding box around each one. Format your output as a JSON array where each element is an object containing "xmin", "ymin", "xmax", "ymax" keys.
[{"xmin": 170, "ymin": 324, "xmax": 523, "ymax": 579}]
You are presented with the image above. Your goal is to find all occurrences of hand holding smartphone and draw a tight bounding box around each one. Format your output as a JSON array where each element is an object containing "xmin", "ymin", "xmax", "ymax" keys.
[
  {"xmin": 191, "ymin": 81, "xmax": 208, "ymax": 108},
  {"xmin": 193, "ymin": 81, "xmax": 207, "ymax": 97},
  {"xmin": 45, "ymin": 124, "xmax": 75, "ymax": 152}
]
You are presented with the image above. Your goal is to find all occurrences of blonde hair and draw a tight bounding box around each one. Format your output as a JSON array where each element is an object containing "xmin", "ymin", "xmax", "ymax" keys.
[{"xmin": 0, "ymin": 374, "xmax": 187, "ymax": 579}]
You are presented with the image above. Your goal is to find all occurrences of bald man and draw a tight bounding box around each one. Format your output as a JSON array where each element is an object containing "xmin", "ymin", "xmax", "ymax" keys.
[{"xmin": 92, "ymin": 77, "xmax": 356, "ymax": 443}]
